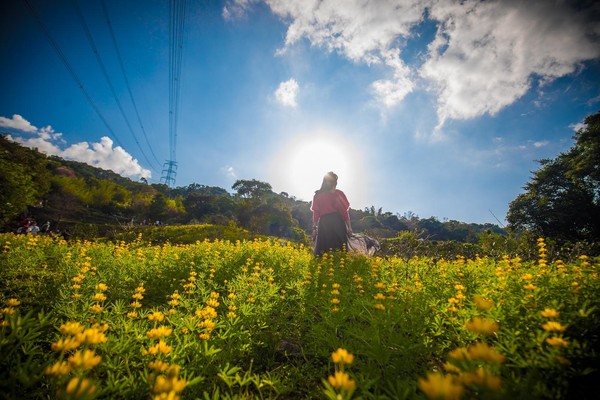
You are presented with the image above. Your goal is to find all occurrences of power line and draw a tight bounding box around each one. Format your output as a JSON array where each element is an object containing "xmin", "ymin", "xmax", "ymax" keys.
[
  {"xmin": 71, "ymin": 0, "xmax": 160, "ymax": 172},
  {"xmin": 100, "ymin": 0, "xmax": 163, "ymax": 167},
  {"xmin": 22, "ymin": 0, "xmax": 127, "ymax": 150},
  {"xmin": 162, "ymin": 0, "xmax": 187, "ymax": 186}
]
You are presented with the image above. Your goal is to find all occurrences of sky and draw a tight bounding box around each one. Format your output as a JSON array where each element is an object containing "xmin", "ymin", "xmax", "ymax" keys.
[{"xmin": 1, "ymin": 0, "xmax": 599, "ymax": 225}]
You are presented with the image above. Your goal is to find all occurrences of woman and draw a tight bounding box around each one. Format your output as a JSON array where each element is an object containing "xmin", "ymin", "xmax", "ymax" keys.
[{"xmin": 311, "ymin": 171, "xmax": 353, "ymax": 256}]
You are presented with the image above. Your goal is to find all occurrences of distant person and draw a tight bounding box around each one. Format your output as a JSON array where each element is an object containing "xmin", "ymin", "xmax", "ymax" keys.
[
  {"xmin": 27, "ymin": 222, "xmax": 40, "ymax": 235},
  {"xmin": 311, "ymin": 171, "xmax": 353, "ymax": 256}
]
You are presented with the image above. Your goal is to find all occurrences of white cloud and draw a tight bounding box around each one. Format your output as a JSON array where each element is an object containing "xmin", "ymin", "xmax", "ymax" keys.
[
  {"xmin": 533, "ymin": 140, "xmax": 549, "ymax": 148},
  {"xmin": 221, "ymin": 165, "xmax": 237, "ymax": 179},
  {"xmin": 226, "ymin": 0, "xmax": 600, "ymax": 124},
  {"xmin": 421, "ymin": 0, "xmax": 600, "ymax": 126},
  {"xmin": 0, "ymin": 114, "xmax": 39, "ymax": 133},
  {"xmin": 275, "ymin": 78, "xmax": 299, "ymax": 107},
  {"xmin": 569, "ymin": 122, "xmax": 587, "ymax": 132},
  {"xmin": 3, "ymin": 115, "xmax": 151, "ymax": 179}
]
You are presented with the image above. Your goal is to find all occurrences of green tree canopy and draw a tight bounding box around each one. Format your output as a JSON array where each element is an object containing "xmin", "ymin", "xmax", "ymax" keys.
[{"xmin": 507, "ymin": 111, "xmax": 600, "ymax": 241}]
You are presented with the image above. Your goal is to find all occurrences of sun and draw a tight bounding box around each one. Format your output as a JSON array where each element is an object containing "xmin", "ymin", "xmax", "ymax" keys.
[{"xmin": 275, "ymin": 133, "xmax": 359, "ymax": 203}]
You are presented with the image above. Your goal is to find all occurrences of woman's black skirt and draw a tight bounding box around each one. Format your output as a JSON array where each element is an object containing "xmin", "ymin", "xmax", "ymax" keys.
[{"xmin": 314, "ymin": 212, "xmax": 348, "ymax": 256}]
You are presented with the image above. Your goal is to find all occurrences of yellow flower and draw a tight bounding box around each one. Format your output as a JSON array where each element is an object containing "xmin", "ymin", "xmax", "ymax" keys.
[
  {"xmin": 51, "ymin": 336, "xmax": 82, "ymax": 352},
  {"xmin": 130, "ymin": 301, "xmax": 142, "ymax": 309},
  {"xmin": 149, "ymin": 360, "xmax": 169, "ymax": 373},
  {"xmin": 206, "ymin": 298, "xmax": 219, "ymax": 308},
  {"xmin": 327, "ymin": 371, "xmax": 356, "ymax": 391},
  {"xmin": 465, "ymin": 317, "xmax": 499, "ymax": 335},
  {"xmin": 521, "ymin": 273, "xmax": 534, "ymax": 281},
  {"xmin": 374, "ymin": 303, "xmax": 385, "ymax": 310},
  {"xmin": 546, "ymin": 337, "xmax": 569, "ymax": 347},
  {"xmin": 148, "ymin": 311, "xmax": 165, "ymax": 322},
  {"xmin": 95, "ymin": 283, "xmax": 109, "ymax": 291},
  {"xmin": 418, "ymin": 372, "xmax": 464, "ymax": 400},
  {"xmin": 542, "ymin": 321, "xmax": 567, "ymax": 332},
  {"xmin": 374, "ymin": 293, "xmax": 386, "ymax": 301},
  {"xmin": 540, "ymin": 308, "xmax": 559, "ymax": 318},
  {"xmin": 68, "ymin": 349, "xmax": 102, "ymax": 370},
  {"xmin": 447, "ymin": 347, "xmax": 469, "ymax": 362},
  {"xmin": 473, "ymin": 295, "xmax": 494, "ymax": 311},
  {"xmin": 77, "ymin": 328, "xmax": 108, "ymax": 345},
  {"xmin": 44, "ymin": 361, "xmax": 71, "ymax": 376},
  {"xmin": 331, "ymin": 348, "xmax": 354, "ymax": 365},
  {"xmin": 153, "ymin": 375, "xmax": 187, "ymax": 394},
  {"xmin": 90, "ymin": 304, "xmax": 104, "ymax": 313},
  {"xmin": 331, "ymin": 298, "xmax": 340, "ymax": 305},
  {"xmin": 144, "ymin": 340, "xmax": 172, "ymax": 355},
  {"xmin": 467, "ymin": 342, "xmax": 505, "ymax": 364},
  {"xmin": 65, "ymin": 376, "xmax": 96, "ymax": 397},
  {"xmin": 147, "ymin": 326, "xmax": 173, "ymax": 339},
  {"xmin": 127, "ymin": 311, "xmax": 139, "ymax": 319},
  {"xmin": 132, "ymin": 292, "xmax": 144, "ymax": 300},
  {"xmin": 91, "ymin": 293, "xmax": 107, "ymax": 301},
  {"xmin": 460, "ymin": 368, "xmax": 502, "ymax": 391},
  {"xmin": 199, "ymin": 333, "xmax": 210, "ymax": 340},
  {"xmin": 523, "ymin": 283, "xmax": 538, "ymax": 290},
  {"xmin": 5, "ymin": 298, "xmax": 20, "ymax": 307},
  {"xmin": 454, "ymin": 284, "xmax": 465, "ymax": 291},
  {"xmin": 210, "ymin": 292, "xmax": 220, "ymax": 299},
  {"xmin": 59, "ymin": 321, "xmax": 85, "ymax": 336}
]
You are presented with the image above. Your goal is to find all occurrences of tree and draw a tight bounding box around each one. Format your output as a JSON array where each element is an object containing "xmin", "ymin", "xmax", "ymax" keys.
[
  {"xmin": 507, "ymin": 111, "xmax": 600, "ymax": 241},
  {"xmin": 232, "ymin": 179, "xmax": 273, "ymax": 200}
]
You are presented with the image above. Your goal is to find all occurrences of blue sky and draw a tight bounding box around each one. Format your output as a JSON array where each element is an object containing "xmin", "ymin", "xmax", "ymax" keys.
[{"xmin": 1, "ymin": 0, "xmax": 599, "ymax": 225}]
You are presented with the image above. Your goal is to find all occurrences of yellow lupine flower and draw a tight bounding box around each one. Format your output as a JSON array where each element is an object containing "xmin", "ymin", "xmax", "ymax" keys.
[
  {"xmin": 473, "ymin": 295, "xmax": 494, "ymax": 311},
  {"xmin": 90, "ymin": 304, "xmax": 104, "ymax": 313},
  {"xmin": 540, "ymin": 308, "xmax": 559, "ymax": 318},
  {"xmin": 153, "ymin": 375, "xmax": 187, "ymax": 394},
  {"xmin": 144, "ymin": 340, "xmax": 172, "ymax": 355},
  {"xmin": 149, "ymin": 360, "xmax": 169, "ymax": 373},
  {"xmin": 68, "ymin": 349, "xmax": 102, "ymax": 370},
  {"xmin": 148, "ymin": 311, "xmax": 165, "ymax": 322},
  {"xmin": 460, "ymin": 368, "xmax": 502, "ymax": 391},
  {"xmin": 206, "ymin": 299, "xmax": 219, "ymax": 308},
  {"xmin": 127, "ymin": 311, "xmax": 139, "ymax": 319},
  {"xmin": 542, "ymin": 321, "xmax": 567, "ymax": 332},
  {"xmin": 374, "ymin": 293, "xmax": 386, "ymax": 301},
  {"xmin": 418, "ymin": 372, "xmax": 464, "ymax": 400},
  {"xmin": 199, "ymin": 333, "xmax": 210, "ymax": 340},
  {"xmin": 447, "ymin": 347, "xmax": 469, "ymax": 362},
  {"xmin": 523, "ymin": 283, "xmax": 538, "ymax": 290},
  {"xmin": 95, "ymin": 283, "xmax": 108, "ymax": 291},
  {"xmin": 546, "ymin": 337, "xmax": 569, "ymax": 347},
  {"xmin": 147, "ymin": 326, "xmax": 173, "ymax": 339},
  {"xmin": 77, "ymin": 328, "xmax": 108, "ymax": 345},
  {"xmin": 132, "ymin": 293, "xmax": 144, "ymax": 300},
  {"xmin": 467, "ymin": 342, "xmax": 505, "ymax": 364},
  {"xmin": 59, "ymin": 321, "xmax": 85, "ymax": 336},
  {"xmin": 51, "ymin": 336, "xmax": 82, "ymax": 352},
  {"xmin": 91, "ymin": 293, "xmax": 107, "ymax": 301},
  {"xmin": 6, "ymin": 298, "xmax": 20, "ymax": 307},
  {"xmin": 374, "ymin": 303, "xmax": 385, "ymax": 310},
  {"xmin": 65, "ymin": 376, "xmax": 96, "ymax": 397},
  {"xmin": 331, "ymin": 298, "xmax": 340, "ymax": 305},
  {"xmin": 465, "ymin": 317, "xmax": 499, "ymax": 335},
  {"xmin": 327, "ymin": 371, "xmax": 356, "ymax": 391},
  {"xmin": 45, "ymin": 361, "xmax": 71, "ymax": 376},
  {"xmin": 331, "ymin": 348, "xmax": 354, "ymax": 365}
]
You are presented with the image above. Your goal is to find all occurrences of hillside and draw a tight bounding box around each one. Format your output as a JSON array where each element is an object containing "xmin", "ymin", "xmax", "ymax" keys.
[{"xmin": 1, "ymin": 134, "xmax": 504, "ymax": 243}]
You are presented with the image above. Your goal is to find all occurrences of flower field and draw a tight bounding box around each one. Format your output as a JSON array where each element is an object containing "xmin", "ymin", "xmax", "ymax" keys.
[{"xmin": 1, "ymin": 233, "xmax": 599, "ymax": 399}]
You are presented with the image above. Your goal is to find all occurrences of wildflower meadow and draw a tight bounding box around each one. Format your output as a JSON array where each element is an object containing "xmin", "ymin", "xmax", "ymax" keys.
[{"xmin": 1, "ymin": 232, "xmax": 598, "ymax": 399}]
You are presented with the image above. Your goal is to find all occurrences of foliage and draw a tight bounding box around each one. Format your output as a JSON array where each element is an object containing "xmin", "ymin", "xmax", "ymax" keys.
[
  {"xmin": 507, "ymin": 111, "xmax": 600, "ymax": 242},
  {"xmin": 1, "ymin": 234, "xmax": 599, "ymax": 399}
]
